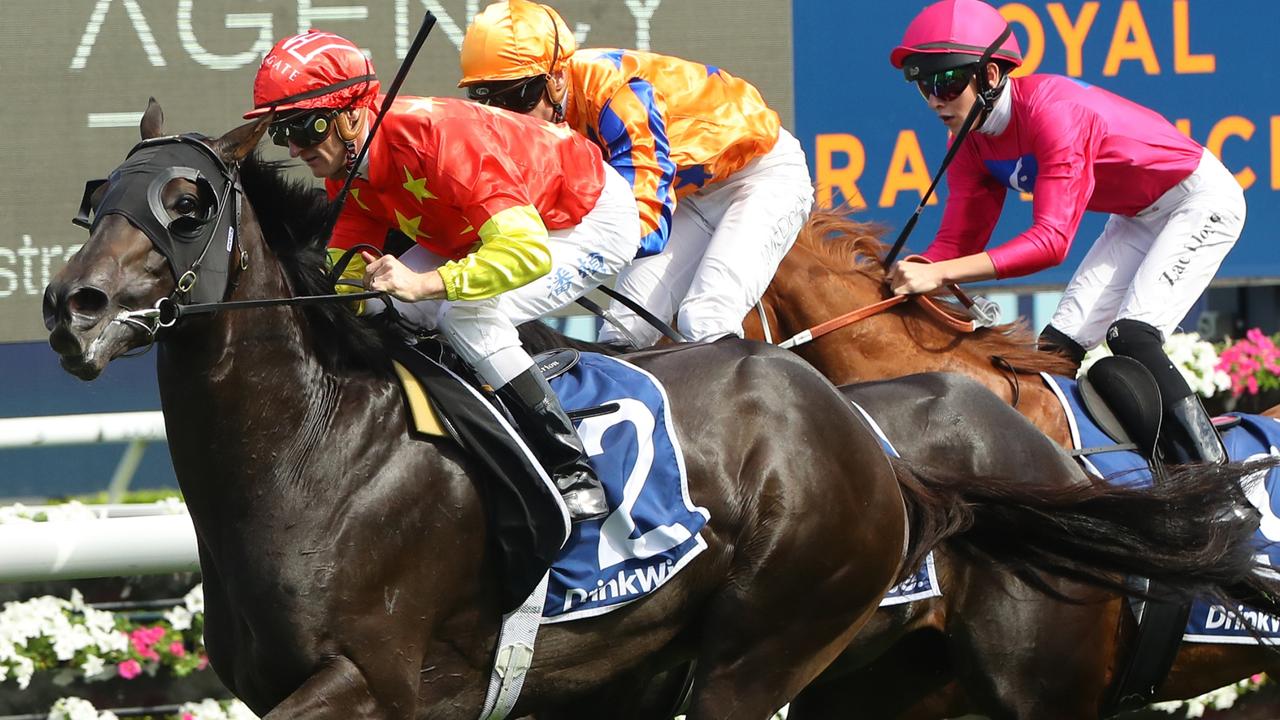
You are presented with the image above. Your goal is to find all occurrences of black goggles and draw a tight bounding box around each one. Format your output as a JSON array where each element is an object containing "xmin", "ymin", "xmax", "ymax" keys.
[
  {"xmin": 268, "ymin": 110, "xmax": 337, "ymax": 148},
  {"xmin": 466, "ymin": 76, "xmax": 548, "ymax": 115},
  {"xmin": 916, "ymin": 65, "xmax": 977, "ymax": 102}
]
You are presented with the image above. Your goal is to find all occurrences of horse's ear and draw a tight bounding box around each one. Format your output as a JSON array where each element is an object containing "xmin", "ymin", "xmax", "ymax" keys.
[
  {"xmin": 211, "ymin": 113, "xmax": 273, "ymax": 164},
  {"xmin": 140, "ymin": 97, "xmax": 164, "ymax": 140}
]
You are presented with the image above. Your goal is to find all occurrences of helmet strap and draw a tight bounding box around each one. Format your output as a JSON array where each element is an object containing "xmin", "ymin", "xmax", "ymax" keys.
[
  {"xmin": 334, "ymin": 107, "xmax": 367, "ymax": 173},
  {"xmin": 975, "ymin": 25, "xmax": 1013, "ymax": 106},
  {"xmin": 545, "ymin": 72, "xmax": 567, "ymax": 123},
  {"xmin": 541, "ymin": 5, "xmax": 566, "ymax": 123}
]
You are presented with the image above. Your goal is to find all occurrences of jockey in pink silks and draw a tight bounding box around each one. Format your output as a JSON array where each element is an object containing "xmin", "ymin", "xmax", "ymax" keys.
[{"xmin": 887, "ymin": 0, "xmax": 1246, "ymax": 465}]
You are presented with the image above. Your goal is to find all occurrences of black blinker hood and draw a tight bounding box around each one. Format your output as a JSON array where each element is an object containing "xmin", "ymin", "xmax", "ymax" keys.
[{"xmin": 73, "ymin": 134, "xmax": 240, "ymax": 305}]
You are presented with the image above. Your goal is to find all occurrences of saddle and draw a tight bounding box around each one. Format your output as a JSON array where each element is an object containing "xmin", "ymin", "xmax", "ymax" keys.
[
  {"xmin": 1078, "ymin": 355, "xmax": 1163, "ymax": 459},
  {"xmin": 388, "ymin": 338, "xmax": 587, "ymax": 613}
]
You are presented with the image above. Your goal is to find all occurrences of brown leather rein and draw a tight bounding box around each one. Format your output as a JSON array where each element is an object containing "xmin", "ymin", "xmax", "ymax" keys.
[{"xmin": 768, "ymin": 256, "xmax": 993, "ymax": 350}]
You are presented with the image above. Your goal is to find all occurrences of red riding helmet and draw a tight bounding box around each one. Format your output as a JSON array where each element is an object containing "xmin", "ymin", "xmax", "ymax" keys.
[
  {"xmin": 245, "ymin": 31, "xmax": 380, "ymax": 119},
  {"xmin": 889, "ymin": 0, "xmax": 1022, "ymax": 80}
]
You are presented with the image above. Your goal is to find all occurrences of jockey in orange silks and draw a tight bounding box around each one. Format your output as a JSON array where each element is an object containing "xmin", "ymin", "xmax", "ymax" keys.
[
  {"xmin": 247, "ymin": 31, "xmax": 642, "ymax": 521},
  {"xmin": 887, "ymin": 0, "xmax": 1246, "ymax": 465},
  {"xmin": 459, "ymin": 0, "xmax": 814, "ymax": 347}
]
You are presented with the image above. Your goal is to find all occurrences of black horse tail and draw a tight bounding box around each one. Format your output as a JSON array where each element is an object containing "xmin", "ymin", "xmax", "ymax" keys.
[{"xmin": 894, "ymin": 456, "xmax": 1280, "ymax": 606}]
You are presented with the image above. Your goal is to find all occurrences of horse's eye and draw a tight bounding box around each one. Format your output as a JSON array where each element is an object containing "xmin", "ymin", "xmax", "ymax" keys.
[{"xmin": 174, "ymin": 195, "xmax": 200, "ymax": 215}]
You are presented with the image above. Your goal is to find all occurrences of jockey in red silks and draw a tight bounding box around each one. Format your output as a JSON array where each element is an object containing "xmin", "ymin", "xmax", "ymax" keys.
[
  {"xmin": 246, "ymin": 31, "xmax": 642, "ymax": 521},
  {"xmin": 887, "ymin": 0, "xmax": 1246, "ymax": 464},
  {"xmin": 457, "ymin": 0, "xmax": 814, "ymax": 347}
]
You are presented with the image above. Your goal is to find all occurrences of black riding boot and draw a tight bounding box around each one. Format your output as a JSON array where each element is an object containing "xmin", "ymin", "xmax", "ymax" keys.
[
  {"xmin": 496, "ymin": 366, "xmax": 609, "ymax": 522},
  {"xmin": 1106, "ymin": 319, "xmax": 1226, "ymax": 465},
  {"xmin": 1161, "ymin": 394, "xmax": 1227, "ymax": 465},
  {"xmin": 1038, "ymin": 323, "xmax": 1087, "ymax": 366}
]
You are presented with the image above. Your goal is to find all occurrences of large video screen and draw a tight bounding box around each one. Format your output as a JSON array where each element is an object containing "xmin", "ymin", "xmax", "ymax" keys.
[{"xmin": 0, "ymin": 0, "xmax": 794, "ymax": 342}]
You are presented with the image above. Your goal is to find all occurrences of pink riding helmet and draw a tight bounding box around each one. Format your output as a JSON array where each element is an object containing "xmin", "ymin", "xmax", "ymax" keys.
[{"xmin": 889, "ymin": 0, "xmax": 1022, "ymax": 79}]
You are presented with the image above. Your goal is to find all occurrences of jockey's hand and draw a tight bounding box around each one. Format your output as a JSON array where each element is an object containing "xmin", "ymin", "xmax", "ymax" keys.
[
  {"xmin": 362, "ymin": 251, "xmax": 446, "ymax": 302},
  {"xmin": 888, "ymin": 258, "xmax": 945, "ymax": 295}
]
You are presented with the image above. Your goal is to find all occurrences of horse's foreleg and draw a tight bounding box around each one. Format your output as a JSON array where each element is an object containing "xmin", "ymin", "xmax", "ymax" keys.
[{"xmin": 262, "ymin": 655, "xmax": 386, "ymax": 719}]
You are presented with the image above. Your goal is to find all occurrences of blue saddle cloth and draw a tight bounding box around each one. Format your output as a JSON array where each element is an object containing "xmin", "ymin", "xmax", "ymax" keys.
[
  {"xmin": 1043, "ymin": 373, "xmax": 1280, "ymax": 644},
  {"xmin": 848, "ymin": 402, "xmax": 943, "ymax": 607},
  {"xmin": 542, "ymin": 353, "xmax": 709, "ymax": 623}
]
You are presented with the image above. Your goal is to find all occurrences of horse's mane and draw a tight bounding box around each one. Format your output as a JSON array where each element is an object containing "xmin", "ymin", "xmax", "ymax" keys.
[
  {"xmin": 793, "ymin": 209, "xmax": 1078, "ymax": 376},
  {"xmin": 238, "ymin": 153, "xmax": 391, "ymax": 374}
]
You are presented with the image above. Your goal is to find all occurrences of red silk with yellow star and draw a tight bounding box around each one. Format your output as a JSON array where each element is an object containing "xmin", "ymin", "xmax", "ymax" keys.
[{"xmin": 326, "ymin": 95, "xmax": 605, "ymax": 259}]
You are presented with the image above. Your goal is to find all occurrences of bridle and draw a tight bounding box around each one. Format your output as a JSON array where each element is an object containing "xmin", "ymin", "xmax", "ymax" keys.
[
  {"xmin": 72, "ymin": 134, "xmax": 248, "ymax": 345},
  {"xmin": 71, "ymin": 135, "xmax": 384, "ymax": 349}
]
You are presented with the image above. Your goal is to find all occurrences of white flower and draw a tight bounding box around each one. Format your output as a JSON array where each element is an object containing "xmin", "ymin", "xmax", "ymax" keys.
[
  {"xmin": 1077, "ymin": 332, "xmax": 1228, "ymax": 399},
  {"xmin": 12, "ymin": 655, "xmax": 34, "ymax": 690},
  {"xmin": 165, "ymin": 606, "xmax": 194, "ymax": 632},
  {"xmin": 0, "ymin": 592, "xmax": 131, "ymax": 687},
  {"xmin": 180, "ymin": 698, "xmax": 231, "ymax": 720},
  {"xmin": 49, "ymin": 697, "xmax": 119, "ymax": 720},
  {"xmin": 1209, "ymin": 683, "xmax": 1240, "ymax": 708},
  {"xmin": 157, "ymin": 497, "xmax": 188, "ymax": 515},
  {"xmin": 226, "ymin": 700, "xmax": 261, "ymax": 720},
  {"xmin": 184, "ymin": 584, "xmax": 205, "ymax": 614},
  {"xmin": 0, "ymin": 503, "xmax": 35, "ymax": 524},
  {"xmin": 80, "ymin": 654, "xmax": 106, "ymax": 678}
]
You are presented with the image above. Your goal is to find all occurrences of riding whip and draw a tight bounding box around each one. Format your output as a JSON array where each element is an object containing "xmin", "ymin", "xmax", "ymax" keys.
[{"xmin": 322, "ymin": 11, "xmax": 437, "ymax": 247}]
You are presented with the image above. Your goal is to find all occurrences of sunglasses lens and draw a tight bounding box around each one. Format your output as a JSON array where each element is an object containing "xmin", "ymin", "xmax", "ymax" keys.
[
  {"xmin": 917, "ymin": 67, "xmax": 973, "ymax": 102},
  {"xmin": 269, "ymin": 112, "xmax": 332, "ymax": 148},
  {"xmin": 467, "ymin": 77, "xmax": 546, "ymax": 115}
]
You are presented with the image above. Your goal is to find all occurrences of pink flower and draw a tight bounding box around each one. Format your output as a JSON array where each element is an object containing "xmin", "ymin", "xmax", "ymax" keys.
[
  {"xmin": 1251, "ymin": 673, "xmax": 1266, "ymax": 684},
  {"xmin": 128, "ymin": 620, "xmax": 167, "ymax": 661},
  {"xmin": 183, "ymin": 714, "xmax": 195, "ymax": 720},
  {"xmin": 130, "ymin": 628, "xmax": 161, "ymax": 661},
  {"xmin": 118, "ymin": 659, "xmax": 142, "ymax": 680},
  {"xmin": 1218, "ymin": 330, "xmax": 1280, "ymax": 397},
  {"xmin": 168, "ymin": 642, "xmax": 186, "ymax": 658},
  {"xmin": 196, "ymin": 655, "xmax": 209, "ymax": 671}
]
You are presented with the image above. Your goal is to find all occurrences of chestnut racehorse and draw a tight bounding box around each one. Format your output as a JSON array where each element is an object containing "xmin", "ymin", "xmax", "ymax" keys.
[{"xmin": 747, "ymin": 209, "xmax": 1280, "ymax": 718}]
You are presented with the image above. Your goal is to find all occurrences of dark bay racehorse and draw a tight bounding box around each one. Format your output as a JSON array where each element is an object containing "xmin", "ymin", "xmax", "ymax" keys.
[
  {"xmin": 43, "ymin": 107, "xmax": 1277, "ymax": 719},
  {"xmin": 746, "ymin": 210, "xmax": 1280, "ymax": 718}
]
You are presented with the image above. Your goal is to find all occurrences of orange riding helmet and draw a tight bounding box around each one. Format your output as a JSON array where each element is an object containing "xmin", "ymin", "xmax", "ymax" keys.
[{"xmin": 458, "ymin": 0, "xmax": 576, "ymax": 87}]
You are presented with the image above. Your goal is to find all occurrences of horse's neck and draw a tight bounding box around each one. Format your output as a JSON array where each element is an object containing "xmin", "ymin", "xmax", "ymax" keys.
[
  {"xmin": 765, "ymin": 250, "xmax": 885, "ymax": 338},
  {"xmin": 766, "ymin": 250, "xmax": 992, "ymax": 375},
  {"xmin": 156, "ymin": 223, "xmax": 346, "ymax": 509}
]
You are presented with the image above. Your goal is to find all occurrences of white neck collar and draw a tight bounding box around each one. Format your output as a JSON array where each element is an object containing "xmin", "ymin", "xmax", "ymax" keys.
[{"xmin": 979, "ymin": 80, "xmax": 1012, "ymax": 136}]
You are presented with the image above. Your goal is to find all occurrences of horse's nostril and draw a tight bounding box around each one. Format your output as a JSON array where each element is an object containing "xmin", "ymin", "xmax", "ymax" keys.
[
  {"xmin": 42, "ymin": 285, "xmax": 60, "ymax": 331},
  {"xmin": 67, "ymin": 286, "xmax": 110, "ymax": 319}
]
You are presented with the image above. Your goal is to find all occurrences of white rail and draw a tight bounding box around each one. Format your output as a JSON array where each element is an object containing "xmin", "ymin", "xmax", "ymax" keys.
[
  {"xmin": 0, "ymin": 515, "xmax": 198, "ymax": 581},
  {"xmin": 0, "ymin": 411, "xmax": 195, "ymax": 580},
  {"xmin": 0, "ymin": 411, "xmax": 165, "ymax": 448}
]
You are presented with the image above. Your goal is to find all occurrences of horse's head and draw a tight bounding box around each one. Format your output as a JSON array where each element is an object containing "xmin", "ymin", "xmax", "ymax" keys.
[{"xmin": 44, "ymin": 99, "xmax": 271, "ymax": 379}]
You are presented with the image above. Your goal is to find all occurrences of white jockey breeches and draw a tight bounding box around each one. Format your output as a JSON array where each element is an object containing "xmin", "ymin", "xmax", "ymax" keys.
[
  {"xmin": 1050, "ymin": 149, "xmax": 1246, "ymax": 349},
  {"xmin": 598, "ymin": 128, "xmax": 814, "ymax": 347},
  {"xmin": 384, "ymin": 164, "xmax": 639, "ymax": 388}
]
